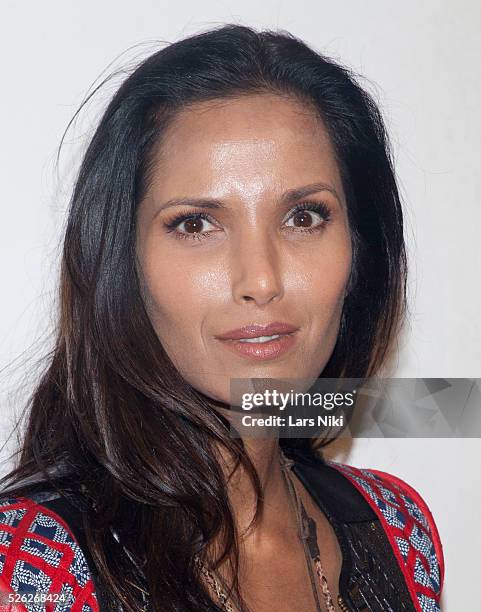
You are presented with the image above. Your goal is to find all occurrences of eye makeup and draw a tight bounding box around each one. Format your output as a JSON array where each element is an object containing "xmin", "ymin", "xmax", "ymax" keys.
[{"xmin": 162, "ymin": 200, "xmax": 333, "ymax": 242}]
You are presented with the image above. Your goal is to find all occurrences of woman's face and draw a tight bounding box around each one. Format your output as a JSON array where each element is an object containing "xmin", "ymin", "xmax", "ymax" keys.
[{"xmin": 136, "ymin": 93, "xmax": 352, "ymax": 403}]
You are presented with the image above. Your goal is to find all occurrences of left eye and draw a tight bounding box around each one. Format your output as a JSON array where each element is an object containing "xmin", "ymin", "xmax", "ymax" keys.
[{"xmin": 285, "ymin": 209, "xmax": 325, "ymax": 229}]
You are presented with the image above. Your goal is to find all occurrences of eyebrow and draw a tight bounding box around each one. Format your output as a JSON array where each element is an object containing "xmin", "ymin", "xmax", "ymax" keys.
[{"xmin": 153, "ymin": 182, "xmax": 342, "ymax": 216}]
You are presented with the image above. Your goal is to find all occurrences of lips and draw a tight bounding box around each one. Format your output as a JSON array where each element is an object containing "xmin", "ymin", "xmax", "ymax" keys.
[
  {"xmin": 215, "ymin": 322, "xmax": 299, "ymax": 361},
  {"xmin": 215, "ymin": 322, "xmax": 299, "ymax": 341}
]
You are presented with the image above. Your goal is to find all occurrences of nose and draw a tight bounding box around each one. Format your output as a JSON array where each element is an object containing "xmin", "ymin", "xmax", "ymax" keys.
[{"xmin": 230, "ymin": 231, "xmax": 284, "ymax": 306}]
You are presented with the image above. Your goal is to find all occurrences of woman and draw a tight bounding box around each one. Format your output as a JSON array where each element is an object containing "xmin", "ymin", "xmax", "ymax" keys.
[{"xmin": 0, "ymin": 24, "xmax": 444, "ymax": 612}]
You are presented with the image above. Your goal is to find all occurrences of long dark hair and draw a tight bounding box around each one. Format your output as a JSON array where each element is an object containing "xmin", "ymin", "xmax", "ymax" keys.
[{"xmin": 1, "ymin": 24, "xmax": 407, "ymax": 611}]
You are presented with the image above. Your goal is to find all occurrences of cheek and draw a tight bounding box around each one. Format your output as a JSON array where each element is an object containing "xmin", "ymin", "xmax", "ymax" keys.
[
  {"xmin": 286, "ymin": 235, "xmax": 352, "ymax": 315},
  {"xmin": 138, "ymin": 242, "xmax": 228, "ymax": 341},
  {"xmin": 291, "ymin": 244, "xmax": 351, "ymax": 366}
]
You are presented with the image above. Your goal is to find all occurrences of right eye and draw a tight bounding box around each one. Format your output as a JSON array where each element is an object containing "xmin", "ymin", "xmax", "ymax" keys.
[{"xmin": 164, "ymin": 212, "xmax": 221, "ymax": 241}]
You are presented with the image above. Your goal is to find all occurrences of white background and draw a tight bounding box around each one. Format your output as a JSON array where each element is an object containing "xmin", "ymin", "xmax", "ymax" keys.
[{"xmin": 1, "ymin": 2, "xmax": 480, "ymax": 609}]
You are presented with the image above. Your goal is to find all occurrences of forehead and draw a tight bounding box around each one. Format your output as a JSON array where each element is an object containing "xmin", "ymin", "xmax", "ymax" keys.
[{"xmin": 147, "ymin": 93, "xmax": 343, "ymax": 201}]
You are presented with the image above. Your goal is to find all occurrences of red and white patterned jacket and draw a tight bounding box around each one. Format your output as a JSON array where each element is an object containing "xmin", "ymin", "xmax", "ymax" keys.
[{"xmin": 0, "ymin": 458, "xmax": 444, "ymax": 611}]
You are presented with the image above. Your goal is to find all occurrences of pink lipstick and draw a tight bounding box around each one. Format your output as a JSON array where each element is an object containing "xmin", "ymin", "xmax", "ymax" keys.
[{"xmin": 215, "ymin": 322, "xmax": 299, "ymax": 361}]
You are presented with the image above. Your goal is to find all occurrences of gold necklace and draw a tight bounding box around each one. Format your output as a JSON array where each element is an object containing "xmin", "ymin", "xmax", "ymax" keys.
[{"xmin": 194, "ymin": 449, "xmax": 336, "ymax": 612}]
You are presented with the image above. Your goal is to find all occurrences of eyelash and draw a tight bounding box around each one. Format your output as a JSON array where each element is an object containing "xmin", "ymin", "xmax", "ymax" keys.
[{"xmin": 163, "ymin": 201, "xmax": 333, "ymax": 242}]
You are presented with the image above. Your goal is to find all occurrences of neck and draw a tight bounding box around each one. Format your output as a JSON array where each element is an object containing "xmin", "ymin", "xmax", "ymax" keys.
[{"xmin": 215, "ymin": 436, "xmax": 297, "ymax": 552}]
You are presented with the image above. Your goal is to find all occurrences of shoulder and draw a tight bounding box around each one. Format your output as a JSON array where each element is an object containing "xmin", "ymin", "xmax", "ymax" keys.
[
  {"xmin": 0, "ymin": 494, "xmax": 99, "ymax": 610},
  {"xmin": 327, "ymin": 460, "xmax": 444, "ymax": 610}
]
